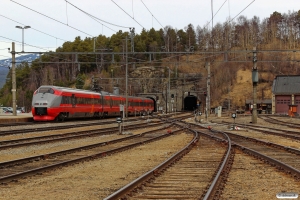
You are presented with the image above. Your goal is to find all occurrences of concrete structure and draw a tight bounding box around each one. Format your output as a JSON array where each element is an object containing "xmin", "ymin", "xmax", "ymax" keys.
[{"xmin": 0, "ymin": 113, "xmax": 33, "ymax": 123}]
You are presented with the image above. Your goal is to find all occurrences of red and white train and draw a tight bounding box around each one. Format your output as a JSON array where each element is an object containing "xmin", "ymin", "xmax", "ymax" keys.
[{"xmin": 31, "ymin": 85, "xmax": 155, "ymax": 121}]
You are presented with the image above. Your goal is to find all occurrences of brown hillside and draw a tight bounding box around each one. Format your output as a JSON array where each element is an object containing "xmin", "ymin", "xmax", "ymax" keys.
[
  {"xmin": 160, "ymin": 53, "xmax": 277, "ymax": 110},
  {"xmin": 223, "ymin": 69, "xmax": 273, "ymax": 110}
]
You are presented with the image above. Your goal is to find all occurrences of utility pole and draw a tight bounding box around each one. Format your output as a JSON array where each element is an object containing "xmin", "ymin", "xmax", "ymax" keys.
[
  {"xmin": 129, "ymin": 27, "xmax": 136, "ymax": 71},
  {"xmin": 168, "ymin": 67, "xmax": 170, "ymax": 113},
  {"xmin": 93, "ymin": 37, "xmax": 96, "ymax": 52},
  {"xmin": 182, "ymin": 75, "xmax": 185, "ymax": 110},
  {"xmin": 165, "ymin": 83, "xmax": 168, "ymax": 114},
  {"xmin": 252, "ymin": 47, "xmax": 258, "ymax": 123},
  {"xmin": 125, "ymin": 37, "xmax": 128, "ymax": 118},
  {"xmin": 129, "ymin": 27, "xmax": 135, "ymax": 53},
  {"xmin": 228, "ymin": 85, "xmax": 230, "ymax": 111},
  {"xmin": 11, "ymin": 42, "xmax": 17, "ymax": 116},
  {"xmin": 205, "ymin": 62, "xmax": 211, "ymax": 120}
]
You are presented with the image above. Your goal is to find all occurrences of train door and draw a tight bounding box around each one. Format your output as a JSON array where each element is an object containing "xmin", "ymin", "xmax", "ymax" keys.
[{"xmin": 71, "ymin": 94, "xmax": 76, "ymax": 108}]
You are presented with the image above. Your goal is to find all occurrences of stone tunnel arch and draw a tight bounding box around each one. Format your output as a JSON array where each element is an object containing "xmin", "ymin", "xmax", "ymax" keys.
[{"xmin": 184, "ymin": 95, "xmax": 197, "ymax": 111}]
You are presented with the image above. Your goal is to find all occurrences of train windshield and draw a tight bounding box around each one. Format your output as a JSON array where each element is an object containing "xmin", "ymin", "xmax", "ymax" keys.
[{"xmin": 38, "ymin": 87, "xmax": 54, "ymax": 94}]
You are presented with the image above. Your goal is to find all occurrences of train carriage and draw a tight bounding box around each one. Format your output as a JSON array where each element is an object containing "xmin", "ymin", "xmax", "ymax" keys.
[{"xmin": 32, "ymin": 85, "xmax": 155, "ymax": 121}]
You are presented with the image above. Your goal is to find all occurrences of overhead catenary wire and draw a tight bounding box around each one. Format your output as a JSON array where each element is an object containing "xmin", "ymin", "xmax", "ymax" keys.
[
  {"xmin": 65, "ymin": 0, "xmax": 69, "ymax": 25},
  {"xmin": 203, "ymin": 0, "xmax": 227, "ymax": 30},
  {"xmin": 228, "ymin": 0, "xmax": 255, "ymax": 23},
  {"xmin": 140, "ymin": 0, "xmax": 164, "ymax": 29},
  {"xmin": 110, "ymin": 0, "xmax": 144, "ymax": 29},
  {"xmin": 0, "ymin": 14, "xmax": 68, "ymax": 43},
  {"xmin": 0, "ymin": 35, "xmax": 50, "ymax": 51},
  {"xmin": 204, "ymin": 0, "xmax": 255, "ymax": 30},
  {"xmin": 0, "ymin": 40, "xmax": 14, "ymax": 44},
  {"xmin": 10, "ymin": 0, "xmax": 94, "ymax": 37},
  {"xmin": 0, "ymin": 35, "xmax": 81, "ymax": 64},
  {"xmin": 0, "ymin": 55, "xmax": 10, "ymax": 58},
  {"xmin": 65, "ymin": 0, "xmax": 128, "ymax": 31}
]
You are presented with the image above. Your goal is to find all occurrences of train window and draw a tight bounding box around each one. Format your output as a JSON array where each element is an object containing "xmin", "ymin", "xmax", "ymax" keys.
[
  {"xmin": 105, "ymin": 99, "xmax": 108, "ymax": 105},
  {"xmin": 110, "ymin": 98, "xmax": 113, "ymax": 107},
  {"xmin": 38, "ymin": 87, "xmax": 54, "ymax": 94},
  {"xmin": 62, "ymin": 96, "xmax": 66, "ymax": 104}
]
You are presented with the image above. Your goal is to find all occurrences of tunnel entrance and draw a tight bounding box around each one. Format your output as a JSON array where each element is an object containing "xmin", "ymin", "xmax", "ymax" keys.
[
  {"xmin": 146, "ymin": 96, "xmax": 157, "ymax": 112},
  {"xmin": 184, "ymin": 95, "xmax": 197, "ymax": 111}
]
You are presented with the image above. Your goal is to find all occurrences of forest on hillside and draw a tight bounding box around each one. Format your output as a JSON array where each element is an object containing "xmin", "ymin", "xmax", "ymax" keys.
[{"xmin": 1, "ymin": 10, "xmax": 300, "ymax": 111}]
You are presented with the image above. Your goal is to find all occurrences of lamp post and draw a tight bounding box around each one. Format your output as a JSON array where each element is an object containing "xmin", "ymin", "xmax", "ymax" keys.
[
  {"xmin": 168, "ymin": 67, "xmax": 170, "ymax": 113},
  {"xmin": 15, "ymin": 26, "xmax": 30, "ymax": 52}
]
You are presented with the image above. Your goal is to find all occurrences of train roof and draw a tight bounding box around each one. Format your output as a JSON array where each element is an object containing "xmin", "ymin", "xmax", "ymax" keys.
[
  {"xmin": 37, "ymin": 85, "xmax": 152, "ymax": 100},
  {"xmin": 38, "ymin": 85, "xmax": 106, "ymax": 95}
]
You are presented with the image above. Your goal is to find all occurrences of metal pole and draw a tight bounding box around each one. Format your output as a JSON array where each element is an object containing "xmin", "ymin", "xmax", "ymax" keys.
[
  {"xmin": 16, "ymin": 26, "xmax": 30, "ymax": 52},
  {"xmin": 165, "ymin": 84, "xmax": 167, "ymax": 114},
  {"xmin": 207, "ymin": 62, "xmax": 211, "ymax": 117},
  {"xmin": 125, "ymin": 37, "xmax": 128, "ymax": 118},
  {"xmin": 205, "ymin": 62, "xmax": 210, "ymax": 120},
  {"xmin": 168, "ymin": 67, "xmax": 170, "ymax": 113},
  {"xmin": 252, "ymin": 47, "xmax": 258, "ymax": 123},
  {"xmin": 93, "ymin": 37, "xmax": 95, "ymax": 52},
  {"xmin": 22, "ymin": 29, "xmax": 24, "ymax": 52},
  {"xmin": 12, "ymin": 42, "xmax": 17, "ymax": 116}
]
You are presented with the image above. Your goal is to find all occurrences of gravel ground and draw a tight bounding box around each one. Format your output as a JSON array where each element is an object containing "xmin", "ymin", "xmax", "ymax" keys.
[
  {"xmin": 221, "ymin": 149, "xmax": 300, "ymax": 200},
  {"xmin": 0, "ymin": 132, "xmax": 193, "ymax": 200},
  {"xmin": 193, "ymin": 115, "xmax": 300, "ymax": 199},
  {"xmin": 0, "ymin": 125, "xmax": 166, "ymax": 162},
  {"xmin": 208, "ymin": 117, "xmax": 300, "ymax": 150},
  {"xmin": 1, "ymin": 114, "xmax": 300, "ymax": 199}
]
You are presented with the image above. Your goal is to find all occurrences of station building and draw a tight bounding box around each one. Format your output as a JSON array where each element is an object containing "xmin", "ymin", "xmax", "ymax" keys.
[{"xmin": 272, "ymin": 75, "xmax": 300, "ymax": 116}]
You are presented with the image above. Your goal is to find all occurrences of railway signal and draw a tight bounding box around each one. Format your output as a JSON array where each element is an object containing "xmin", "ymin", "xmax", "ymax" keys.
[{"xmin": 116, "ymin": 117, "xmax": 122, "ymax": 134}]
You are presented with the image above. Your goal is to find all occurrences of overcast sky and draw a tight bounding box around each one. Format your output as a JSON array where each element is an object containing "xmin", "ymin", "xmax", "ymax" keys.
[{"xmin": 0, "ymin": 0, "xmax": 299, "ymax": 59}]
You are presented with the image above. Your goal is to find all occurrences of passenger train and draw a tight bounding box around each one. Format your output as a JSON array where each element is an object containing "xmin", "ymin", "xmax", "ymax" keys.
[{"xmin": 31, "ymin": 85, "xmax": 155, "ymax": 121}]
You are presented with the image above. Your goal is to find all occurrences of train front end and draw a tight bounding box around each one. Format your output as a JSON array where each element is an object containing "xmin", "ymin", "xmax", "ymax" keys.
[{"xmin": 31, "ymin": 86, "xmax": 61, "ymax": 121}]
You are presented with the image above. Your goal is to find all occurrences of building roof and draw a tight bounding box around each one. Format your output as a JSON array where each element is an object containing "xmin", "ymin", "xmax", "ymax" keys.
[
  {"xmin": 272, "ymin": 75, "xmax": 300, "ymax": 95},
  {"xmin": 246, "ymin": 99, "xmax": 272, "ymax": 104}
]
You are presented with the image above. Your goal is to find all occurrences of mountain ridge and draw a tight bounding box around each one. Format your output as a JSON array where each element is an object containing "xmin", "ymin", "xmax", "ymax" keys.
[{"xmin": 0, "ymin": 54, "xmax": 40, "ymax": 88}]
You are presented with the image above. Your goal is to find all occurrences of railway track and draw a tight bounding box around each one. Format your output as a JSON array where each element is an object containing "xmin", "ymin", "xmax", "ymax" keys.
[
  {"xmin": 224, "ymin": 131, "xmax": 300, "ymax": 174},
  {"xmin": 191, "ymin": 123, "xmax": 300, "ymax": 179},
  {"xmin": 0, "ymin": 118, "xmax": 143, "ymax": 137},
  {"xmin": 104, "ymin": 122, "xmax": 234, "ymax": 199},
  {"xmin": 0, "ymin": 124, "xmax": 180, "ymax": 184},
  {"xmin": 0, "ymin": 113, "xmax": 191, "ymax": 149},
  {"xmin": 0, "ymin": 121, "xmax": 37, "ymax": 128},
  {"xmin": 219, "ymin": 121, "xmax": 300, "ymax": 141},
  {"xmin": 0, "ymin": 112, "xmax": 190, "ymax": 137},
  {"xmin": 0, "ymin": 121, "xmax": 165, "ymax": 150},
  {"xmin": 259, "ymin": 116, "xmax": 300, "ymax": 128}
]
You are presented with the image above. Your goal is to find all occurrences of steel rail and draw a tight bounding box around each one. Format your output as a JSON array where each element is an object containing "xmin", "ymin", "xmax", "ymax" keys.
[
  {"xmin": 220, "ymin": 121, "xmax": 300, "ymax": 140},
  {"xmin": 193, "ymin": 123, "xmax": 300, "ymax": 179},
  {"xmin": 104, "ymin": 127, "xmax": 199, "ymax": 200},
  {"xmin": 0, "ymin": 118, "xmax": 140, "ymax": 136},
  {"xmin": 0, "ymin": 121, "xmax": 165, "ymax": 150},
  {"xmin": 0, "ymin": 126, "xmax": 177, "ymax": 184},
  {"xmin": 203, "ymin": 131, "xmax": 232, "ymax": 200},
  {"xmin": 223, "ymin": 131, "xmax": 300, "ymax": 155}
]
